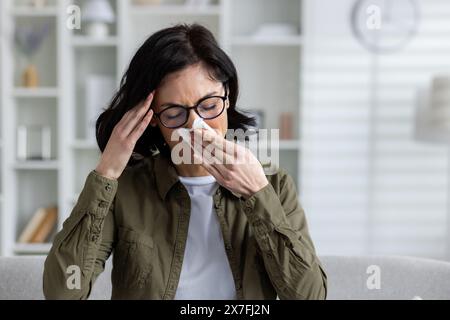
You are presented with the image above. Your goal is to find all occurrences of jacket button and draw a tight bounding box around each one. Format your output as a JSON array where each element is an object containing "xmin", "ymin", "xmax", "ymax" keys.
[
  {"xmin": 225, "ymin": 244, "xmax": 232, "ymax": 251},
  {"xmin": 245, "ymin": 207, "xmax": 252, "ymax": 214},
  {"xmin": 105, "ymin": 184, "xmax": 112, "ymax": 191},
  {"xmin": 98, "ymin": 201, "xmax": 108, "ymax": 208}
]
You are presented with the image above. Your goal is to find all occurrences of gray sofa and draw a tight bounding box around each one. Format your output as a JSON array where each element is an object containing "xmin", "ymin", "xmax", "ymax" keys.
[{"xmin": 1, "ymin": 255, "xmax": 450, "ymax": 300}]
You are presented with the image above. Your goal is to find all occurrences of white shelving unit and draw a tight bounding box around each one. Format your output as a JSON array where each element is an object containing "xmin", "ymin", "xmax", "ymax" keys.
[
  {"xmin": 13, "ymin": 160, "xmax": 60, "ymax": 170},
  {"xmin": 11, "ymin": 6, "xmax": 59, "ymax": 17},
  {"xmin": 71, "ymin": 35, "xmax": 118, "ymax": 47},
  {"xmin": 13, "ymin": 87, "xmax": 60, "ymax": 97},
  {"xmin": 1, "ymin": 0, "xmax": 63, "ymax": 256},
  {"xmin": 0, "ymin": 0, "xmax": 303, "ymax": 256},
  {"xmin": 13, "ymin": 242, "xmax": 53, "ymax": 255}
]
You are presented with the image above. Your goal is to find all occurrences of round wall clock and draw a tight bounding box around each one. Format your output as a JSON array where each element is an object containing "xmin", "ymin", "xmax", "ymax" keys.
[{"xmin": 351, "ymin": 0, "xmax": 420, "ymax": 54}]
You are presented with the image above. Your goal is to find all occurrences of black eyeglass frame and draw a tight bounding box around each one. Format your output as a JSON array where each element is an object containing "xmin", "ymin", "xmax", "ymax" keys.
[{"xmin": 152, "ymin": 88, "xmax": 229, "ymax": 129}]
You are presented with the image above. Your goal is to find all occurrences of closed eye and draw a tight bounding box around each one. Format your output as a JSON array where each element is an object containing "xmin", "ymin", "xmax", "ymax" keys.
[
  {"xmin": 201, "ymin": 104, "xmax": 217, "ymax": 110},
  {"xmin": 167, "ymin": 113, "xmax": 183, "ymax": 119}
]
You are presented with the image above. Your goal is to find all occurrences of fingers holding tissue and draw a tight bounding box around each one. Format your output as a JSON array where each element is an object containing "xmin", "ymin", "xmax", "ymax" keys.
[{"xmin": 173, "ymin": 118, "xmax": 269, "ymax": 199}]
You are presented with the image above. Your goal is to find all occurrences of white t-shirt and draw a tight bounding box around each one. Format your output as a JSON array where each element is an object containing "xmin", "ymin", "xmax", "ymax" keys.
[{"xmin": 174, "ymin": 175, "xmax": 236, "ymax": 300}]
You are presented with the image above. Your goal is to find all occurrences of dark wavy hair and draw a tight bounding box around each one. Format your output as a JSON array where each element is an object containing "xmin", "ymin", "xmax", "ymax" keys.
[{"xmin": 96, "ymin": 23, "xmax": 256, "ymax": 167}]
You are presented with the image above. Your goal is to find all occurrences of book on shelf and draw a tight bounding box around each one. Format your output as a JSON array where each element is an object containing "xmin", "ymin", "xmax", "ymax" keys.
[{"xmin": 18, "ymin": 205, "xmax": 58, "ymax": 243}]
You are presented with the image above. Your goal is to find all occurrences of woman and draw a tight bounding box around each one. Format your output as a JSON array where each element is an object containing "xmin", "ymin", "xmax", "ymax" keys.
[{"xmin": 43, "ymin": 23, "xmax": 327, "ymax": 300}]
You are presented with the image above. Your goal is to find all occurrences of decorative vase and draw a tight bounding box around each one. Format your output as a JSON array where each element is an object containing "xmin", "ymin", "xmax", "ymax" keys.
[
  {"xmin": 279, "ymin": 112, "xmax": 294, "ymax": 139},
  {"xmin": 22, "ymin": 64, "xmax": 39, "ymax": 88},
  {"xmin": 86, "ymin": 22, "xmax": 110, "ymax": 38}
]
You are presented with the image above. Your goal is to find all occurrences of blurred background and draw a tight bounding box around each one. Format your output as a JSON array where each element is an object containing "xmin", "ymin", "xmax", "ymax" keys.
[{"xmin": 0, "ymin": 0, "xmax": 449, "ymax": 262}]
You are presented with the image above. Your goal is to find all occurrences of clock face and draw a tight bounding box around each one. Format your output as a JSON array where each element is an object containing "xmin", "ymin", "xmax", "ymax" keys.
[{"xmin": 351, "ymin": 0, "xmax": 420, "ymax": 53}]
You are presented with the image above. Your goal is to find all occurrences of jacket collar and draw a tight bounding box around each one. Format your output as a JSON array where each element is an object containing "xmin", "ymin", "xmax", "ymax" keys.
[
  {"xmin": 150, "ymin": 152, "xmax": 180, "ymax": 200},
  {"xmin": 148, "ymin": 151, "xmax": 243, "ymax": 200}
]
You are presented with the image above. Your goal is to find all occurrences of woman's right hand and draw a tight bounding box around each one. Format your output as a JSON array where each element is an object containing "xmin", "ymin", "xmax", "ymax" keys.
[{"xmin": 95, "ymin": 91, "xmax": 155, "ymax": 180}]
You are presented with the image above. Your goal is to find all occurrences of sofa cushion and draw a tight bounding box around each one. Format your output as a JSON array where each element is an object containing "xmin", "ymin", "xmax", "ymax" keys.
[{"xmin": 1, "ymin": 255, "xmax": 450, "ymax": 300}]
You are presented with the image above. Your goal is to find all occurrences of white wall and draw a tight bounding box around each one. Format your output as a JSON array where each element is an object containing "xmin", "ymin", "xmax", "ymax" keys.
[{"xmin": 302, "ymin": 0, "xmax": 450, "ymax": 260}]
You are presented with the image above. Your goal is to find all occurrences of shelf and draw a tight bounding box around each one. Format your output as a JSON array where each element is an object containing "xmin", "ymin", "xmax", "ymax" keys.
[
  {"xmin": 14, "ymin": 160, "xmax": 59, "ymax": 171},
  {"xmin": 280, "ymin": 140, "xmax": 302, "ymax": 150},
  {"xmin": 13, "ymin": 243, "xmax": 52, "ymax": 254},
  {"xmin": 254, "ymin": 139, "xmax": 301, "ymax": 150},
  {"xmin": 130, "ymin": 4, "xmax": 221, "ymax": 16},
  {"xmin": 72, "ymin": 36, "xmax": 119, "ymax": 47},
  {"xmin": 13, "ymin": 87, "xmax": 59, "ymax": 98},
  {"xmin": 12, "ymin": 6, "xmax": 58, "ymax": 17},
  {"xmin": 231, "ymin": 36, "xmax": 303, "ymax": 47},
  {"xmin": 71, "ymin": 139, "xmax": 98, "ymax": 150}
]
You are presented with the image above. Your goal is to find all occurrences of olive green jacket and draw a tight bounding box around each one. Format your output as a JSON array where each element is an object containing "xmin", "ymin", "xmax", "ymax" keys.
[{"xmin": 43, "ymin": 152, "xmax": 327, "ymax": 300}]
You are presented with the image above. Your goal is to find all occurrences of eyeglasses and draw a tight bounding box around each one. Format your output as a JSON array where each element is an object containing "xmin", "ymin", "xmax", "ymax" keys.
[{"xmin": 153, "ymin": 92, "xmax": 228, "ymax": 129}]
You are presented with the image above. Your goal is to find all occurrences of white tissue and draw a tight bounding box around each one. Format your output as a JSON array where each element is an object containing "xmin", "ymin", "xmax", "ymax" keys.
[
  {"xmin": 175, "ymin": 118, "xmax": 214, "ymax": 149},
  {"xmin": 192, "ymin": 118, "xmax": 215, "ymax": 132}
]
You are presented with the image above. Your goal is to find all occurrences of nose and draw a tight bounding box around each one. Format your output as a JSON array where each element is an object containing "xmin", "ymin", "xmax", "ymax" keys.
[{"xmin": 184, "ymin": 109, "xmax": 200, "ymax": 129}]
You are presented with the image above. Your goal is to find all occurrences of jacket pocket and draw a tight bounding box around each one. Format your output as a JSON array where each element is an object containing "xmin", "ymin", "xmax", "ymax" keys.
[{"xmin": 112, "ymin": 226, "xmax": 155, "ymax": 289}]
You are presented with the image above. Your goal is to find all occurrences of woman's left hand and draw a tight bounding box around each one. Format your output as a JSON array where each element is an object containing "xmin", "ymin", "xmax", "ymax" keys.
[{"xmin": 191, "ymin": 128, "xmax": 269, "ymax": 200}]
